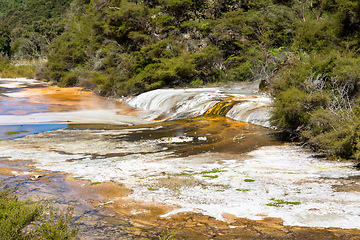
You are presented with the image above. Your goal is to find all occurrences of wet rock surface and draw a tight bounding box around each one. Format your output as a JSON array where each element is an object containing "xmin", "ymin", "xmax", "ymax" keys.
[
  {"xmin": 2, "ymin": 79, "xmax": 360, "ymax": 239},
  {"xmin": 2, "ymin": 125, "xmax": 360, "ymax": 233},
  {"xmin": 2, "ymin": 159, "xmax": 360, "ymax": 239}
]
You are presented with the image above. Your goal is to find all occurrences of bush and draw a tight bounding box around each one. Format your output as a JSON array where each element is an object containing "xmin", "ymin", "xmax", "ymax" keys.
[
  {"xmin": 271, "ymin": 51, "xmax": 360, "ymax": 159},
  {"xmin": 58, "ymin": 72, "xmax": 79, "ymax": 87},
  {"xmin": 0, "ymin": 55, "xmax": 37, "ymax": 78},
  {"xmin": 0, "ymin": 187, "xmax": 78, "ymax": 240}
]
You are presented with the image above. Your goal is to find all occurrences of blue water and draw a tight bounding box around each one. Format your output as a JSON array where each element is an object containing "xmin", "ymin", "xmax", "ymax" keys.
[{"xmin": 0, "ymin": 124, "xmax": 68, "ymax": 140}]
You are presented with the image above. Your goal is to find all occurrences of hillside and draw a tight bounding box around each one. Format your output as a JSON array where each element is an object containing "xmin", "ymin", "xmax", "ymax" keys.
[
  {"xmin": 41, "ymin": 0, "xmax": 297, "ymax": 96},
  {"xmin": 0, "ymin": 0, "xmax": 70, "ymax": 58},
  {"xmin": 1, "ymin": 0, "xmax": 360, "ymax": 160}
]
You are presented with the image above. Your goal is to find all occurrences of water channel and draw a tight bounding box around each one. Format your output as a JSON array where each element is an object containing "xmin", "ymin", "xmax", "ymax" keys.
[{"xmin": 1, "ymin": 78, "xmax": 360, "ymax": 239}]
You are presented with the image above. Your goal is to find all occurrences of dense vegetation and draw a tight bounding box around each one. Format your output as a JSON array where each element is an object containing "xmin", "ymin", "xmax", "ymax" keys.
[
  {"xmin": 0, "ymin": 186, "xmax": 78, "ymax": 239},
  {"xmin": 0, "ymin": 0, "xmax": 28, "ymax": 17},
  {"xmin": 1, "ymin": 0, "xmax": 360, "ymax": 160},
  {"xmin": 0, "ymin": 0, "xmax": 70, "ymax": 59},
  {"xmin": 1, "ymin": 0, "xmax": 298, "ymax": 94},
  {"xmin": 269, "ymin": 1, "xmax": 360, "ymax": 160}
]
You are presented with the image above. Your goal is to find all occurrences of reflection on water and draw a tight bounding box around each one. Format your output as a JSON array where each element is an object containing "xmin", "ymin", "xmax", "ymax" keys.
[
  {"xmin": 69, "ymin": 116, "xmax": 278, "ymax": 157},
  {"xmin": 0, "ymin": 78, "xmax": 136, "ymax": 136},
  {"xmin": 0, "ymin": 93, "xmax": 48, "ymax": 115}
]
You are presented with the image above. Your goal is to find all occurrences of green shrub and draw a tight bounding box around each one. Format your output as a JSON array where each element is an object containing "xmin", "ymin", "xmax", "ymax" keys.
[
  {"xmin": 190, "ymin": 79, "xmax": 203, "ymax": 87},
  {"xmin": 271, "ymin": 52, "xmax": 360, "ymax": 159},
  {"xmin": 0, "ymin": 187, "xmax": 78, "ymax": 240},
  {"xmin": 152, "ymin": 14, "xmax": 175, "ymax": 28},
  {"xmin": 0, "ymin": 56, "xmax": 37, "ymax": 78},
  {"xmin": 59, "ymin": 72, "xmax": 79, "ymax": 87},
  {"xmin": 161, "ymin": 0, "xmax": 193, "ymax": 18},
  {"xmin": 271, "ymin": 87, "xmax": 328, "ymax": 131}
]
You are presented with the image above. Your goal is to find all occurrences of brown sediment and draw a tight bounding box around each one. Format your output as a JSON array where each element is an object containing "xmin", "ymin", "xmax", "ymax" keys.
[
  {"xmin": 0, "ymin": 159, "xmax": 49, "ymax": 177},
  {"xmin": 136, "ymin": 212, "xmax": 360, "ymax": 239},
  {"xmin": 64, "ymin": 176, "xmax": 177, "ymax": 226},
  {"xmin": 2, "ymin": 122, "xmax": 360, "ymax": 239},
  {"xmin": 2, "ymin": 81, "xmax": 360, "ymax": 239},
  {"xmin": 4, "ymin": 85, "xmax": 130, "ymax": 114},
  {"xmin": 0, "ymin": 167, "xmax": 30, "ymax": 176},
  {"xmin": 64, "ymin": 177, "xmax": 133, "ymax": 203},
  {"xmin": 1, "ymin": 159, "xmax": 360, "ymax": 239},
  {"xmin": 23, "ymin": 86, "xmax": 122, "ymax": 111},
  {"xmin": 62, "ymin": 176, "xmax": 360, "ymax": 239},
  {"xmin": 0, "ymin": 167, "xmax": 24, "ymax": 175},
  {"xmin": 76, "ymin": 180, "xmax": 360, "ymax": 239}
]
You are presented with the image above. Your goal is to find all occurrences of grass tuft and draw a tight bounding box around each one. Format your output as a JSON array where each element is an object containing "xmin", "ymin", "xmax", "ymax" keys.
[
  {"xmin": 72, "ymin": 176, "xmax": 83, "ymax": 179},
  {"xmin": 202, "ymin": 175, "xmax": 219, "ymax": 179},
  {"xmin": 244, "ymin": 179, "xmax": 255, "ymax": 182},
  {"xmin": 201, "ymin": 169, "xmax": 227, "ymax": 174},
  {"xmin": 158, "ymin": 229, "xmax": 177, "ymax": 240},
  {"xmin": 236, "ymin": 189, "xmax": 250, "ymax": 192},
  {"xmin": 90, "ymin": 182, "xmax": 101, "ymax": 185},
  {"xmin": 266, "ymin": 199, "xmax": 301, "ymax": 207},
  {"xmin": 0, "ymin": 186, "xmax": 78, "ymax": 239},
  {"xmin": 6, "ymin": 130, "xmax": 30, "ymax": 135}
]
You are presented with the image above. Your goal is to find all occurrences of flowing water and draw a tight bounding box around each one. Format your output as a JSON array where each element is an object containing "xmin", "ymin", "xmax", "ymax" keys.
[{"xmin": 1, "ymin": 78, "xmax": 360, "ymax": 238}]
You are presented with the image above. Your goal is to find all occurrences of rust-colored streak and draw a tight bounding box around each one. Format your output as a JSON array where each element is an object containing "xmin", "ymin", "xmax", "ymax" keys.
[
  {"xmin": 27, "ymin": 86, "xmax": 121, "ymax": 111},
  {"xmin": 1, "ymin": 84, "xmax": 132, "ymax": 116}
]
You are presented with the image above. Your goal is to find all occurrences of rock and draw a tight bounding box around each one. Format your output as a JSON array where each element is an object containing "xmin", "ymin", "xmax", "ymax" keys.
[
  {"xmin": 30, "ymin": 175, "xmax": 42, "ymax": 180},
  {"xmin": 259, "ymin": 80, "xmax": 269, "ymax": 91}
]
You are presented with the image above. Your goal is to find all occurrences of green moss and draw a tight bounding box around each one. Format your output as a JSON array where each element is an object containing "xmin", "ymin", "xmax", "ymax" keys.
[
  {"xmin": 266, "ymin": 199, "xmax": 301, "ymax": 207},
  {"xmin": 236, "ymin": 189, "xmax": 250, "ymax": 192},
  {"xmin": 5, "ymin": 130, "xmax": 30, "ymax": 135},
  {"xmin": 180, "ymin": 170, "xmax": 194, "ymax": 175},
  {"xmin": 202, "ymin": 175, "xmax": 219, "ymax": 179},
  {"xmin": 90, "ymin": 182, "xmax": 101, "ymax": 185},
  {"xmin": 201, "ymin": 169, "xmax": 227, "ymax": 174},
  {"xmin": 244, "ymin": 179, "xmax": 255, "ymax": 182}
]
